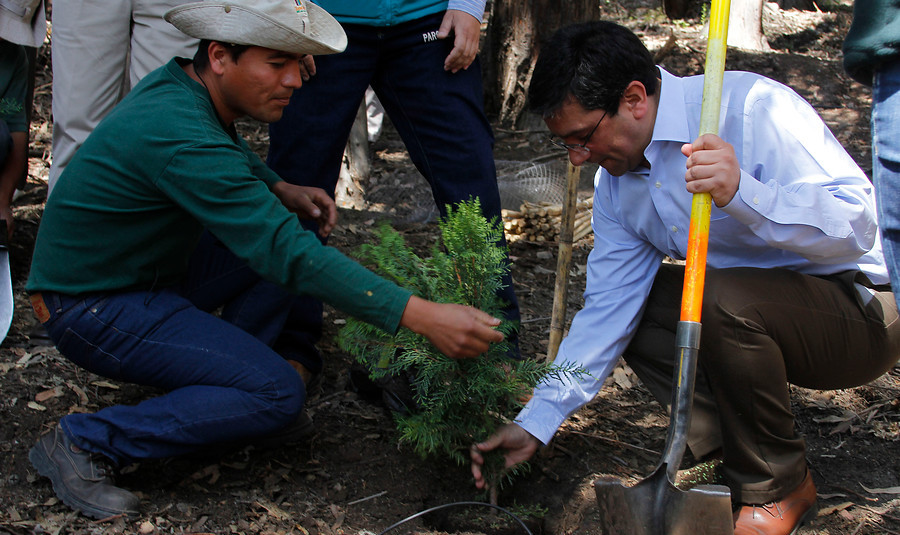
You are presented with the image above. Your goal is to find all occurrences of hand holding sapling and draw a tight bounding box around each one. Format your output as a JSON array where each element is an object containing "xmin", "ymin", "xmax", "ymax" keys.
[
  {"xmin": 471, "ymin": 423, "xmax": 541, "ymax": 490},
  {"xmin": 339, "ymin": 199, "xmax": 587, "ymax": 502},
  {"xmin": 400, "ymin": 296, "xmax": 503, "ymax": 359}
]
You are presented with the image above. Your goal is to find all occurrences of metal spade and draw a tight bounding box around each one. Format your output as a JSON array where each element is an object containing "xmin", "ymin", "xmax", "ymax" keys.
[{"xmin": 594, "ymin": 0, "xmax": 734, "ymax": 531}]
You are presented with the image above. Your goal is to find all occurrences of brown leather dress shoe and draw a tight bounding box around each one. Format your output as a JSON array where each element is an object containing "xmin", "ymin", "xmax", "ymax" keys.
[{"xmin": 733, "ymin": 470, "xmax": 818, "ymax": 535}]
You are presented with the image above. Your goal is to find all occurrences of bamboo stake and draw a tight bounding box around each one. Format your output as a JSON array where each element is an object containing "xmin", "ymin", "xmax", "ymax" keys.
[{"xmin": 547, "ymin": 161, "xmax": 581, "ymax": 361}]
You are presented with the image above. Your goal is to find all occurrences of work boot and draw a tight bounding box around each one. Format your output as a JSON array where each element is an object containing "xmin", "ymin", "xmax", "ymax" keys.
[
  {"xmin": 287, "ymin": 359, "xmax": 316, "ymax": 388},
  {"xmin": 29, "ymin": 426, "xmax": 140, "ymax": 519},
  {"xmin": 733, "ymin": 469, "xmax": 818, "ymax": 535}
]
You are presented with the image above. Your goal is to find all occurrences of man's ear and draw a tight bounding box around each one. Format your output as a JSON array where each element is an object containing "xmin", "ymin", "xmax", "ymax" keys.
[
  {"xmin": 621, "ymin": 80, "xmax": 650, "ymax": 119},
  {"xmin": 208, "ymin": 42, "xmax": 229, "ymax": 75}
]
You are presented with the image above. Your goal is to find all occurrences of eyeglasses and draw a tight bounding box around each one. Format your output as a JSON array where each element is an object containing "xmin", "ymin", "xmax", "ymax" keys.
[{"xmin": 548, "ymin": 111, "xmax": 607, "ymax": 154}]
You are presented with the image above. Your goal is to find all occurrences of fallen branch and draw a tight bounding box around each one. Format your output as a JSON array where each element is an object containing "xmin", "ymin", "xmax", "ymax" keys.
[
  {"xmin": 567, "ymin": 429, "xmax": 660, "ymax": 456},
  {"xmin": 346, "ymin": 490, "xmax": 388, "ymax": 506}
]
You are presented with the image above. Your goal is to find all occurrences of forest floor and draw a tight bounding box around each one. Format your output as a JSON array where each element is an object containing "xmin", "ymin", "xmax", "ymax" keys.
[{"xmin": 2, "ymin": 1, "xmax": 899, "ymax": 534}]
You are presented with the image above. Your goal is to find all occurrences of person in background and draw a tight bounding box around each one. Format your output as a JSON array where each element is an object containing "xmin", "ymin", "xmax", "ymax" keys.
[
  {"xmin": 844, "ymin": 0, "xmax": 900, "ymax": 309},
  {"xmin": 471, "ymin": 21, "xmax": 900, "ymax": 535},
  {"xmin": 0, "ymin": 0, "xmax": 46, "ymax": 238},
  {"xmin": 47, "ymin": 0, "xmax": 198, "ymax": 195},
  {"xmin": 0, "ymin": 40, "xmax": 30, "ymax": 240},
  {"xmin": 26, "ymin": 0, "xmax": 504, "ymax": 520},
  {"xmin": 265, "ymin": 0, "xmax": 521, "ymax": 392}
]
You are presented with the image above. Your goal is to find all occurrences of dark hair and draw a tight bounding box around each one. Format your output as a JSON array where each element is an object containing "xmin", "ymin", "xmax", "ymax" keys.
[
  {"xmin": 192, "ymin": 39, "xmax": 252, "ymax": 74},
  {"xmin": 528, "ymin": 21, "xmax": 658, "ymax": 118}
]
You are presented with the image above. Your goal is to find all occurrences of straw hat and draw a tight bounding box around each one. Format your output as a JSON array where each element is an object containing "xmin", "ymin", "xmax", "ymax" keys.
[{"xmin": 165, "ymin": 0, "xmax": 347, "ymax": 56}]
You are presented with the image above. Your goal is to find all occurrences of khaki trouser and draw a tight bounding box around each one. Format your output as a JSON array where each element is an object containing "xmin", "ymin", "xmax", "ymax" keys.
[
  {"xmin": 624, "ymin": 263, "xmax": 900, "ymax": 504},
  {"xmin": 48, "ymin": 0, "xmax": 198, "ymax": 194}
]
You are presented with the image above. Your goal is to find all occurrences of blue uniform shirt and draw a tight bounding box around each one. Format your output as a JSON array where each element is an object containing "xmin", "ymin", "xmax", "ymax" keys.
[{"xmin": 313, "ymin": 0, "xmax": 487, "ymax": 26}]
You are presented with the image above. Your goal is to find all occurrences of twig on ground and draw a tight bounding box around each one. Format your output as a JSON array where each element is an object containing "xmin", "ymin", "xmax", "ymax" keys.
[
  {"xmin": 850, "ymin": 518, "xmax": 867, "ymax": 535},
  {"xmin": 310, "ymin": 391, "xmax": 346, "ymax": 406},
  {"xmin": 347, "ymin": 490, "xmax": 388, "ymax": 506},
  {"xmin": 568, "ymin": 429, "xmax": 660, "ymax": 456},
  {"xmin": 521, "ymin": 316, "xmax": 550, "ymax": 324},
  {"xmin": 819, "ymin": 483, "xmax": 880, "ymax": 503},
  {"xmin": 857, "ymin": 505, "xmax": 900, "ymax": 524}
]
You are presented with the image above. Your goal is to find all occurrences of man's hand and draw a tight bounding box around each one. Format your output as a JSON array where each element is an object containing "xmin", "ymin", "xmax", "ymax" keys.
[
  {"xmin": 299, "ymin": 55, "xmax": 316, "ymax": 82},
  {"xmin": 682, "ymin": 133, "xmax": 740, "ymax": 207},
  {"xmin": 270, "ymin": 181, "xmax": 338, "ymax": 237},
  {"xmin": 400, "ymin": 295, "xmax": 504, "ymax": 358},
  {"xmin": 437, "ymin": 10, "xmax": 481, "ymax": 73},
  {"xmin": 470, "ymin": 423, "xmax": 540, "ymax": 489}
]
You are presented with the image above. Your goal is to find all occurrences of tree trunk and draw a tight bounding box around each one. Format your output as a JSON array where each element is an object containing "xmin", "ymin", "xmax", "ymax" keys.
[
  {"xmin": 483, "ymin": 0, "xmax": 598, "ymax": 128},
  {"xmin": 335, "ymin": 99, "xmax": 368, "ymax": 210},
  {"xmin": 727, "ymin": 0, "xmax": 770, "ymax": 51},
  {"xmin": 775, "ymin": 0, "xmax": 815, "ymax": 9}
]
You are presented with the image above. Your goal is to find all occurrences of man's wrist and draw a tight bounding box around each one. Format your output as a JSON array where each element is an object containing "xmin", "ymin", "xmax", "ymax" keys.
[{"xmin": 399, "ymin": 295, "xmax": 427, "ymax": 335}]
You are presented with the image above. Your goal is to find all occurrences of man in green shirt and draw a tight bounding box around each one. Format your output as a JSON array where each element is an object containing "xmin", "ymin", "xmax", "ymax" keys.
[{"xmin": 26, "ymin": 0, "xmax": 504, "ymax": 520}]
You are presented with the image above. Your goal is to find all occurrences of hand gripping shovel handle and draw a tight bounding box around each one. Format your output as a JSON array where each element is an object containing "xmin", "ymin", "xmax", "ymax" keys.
[
  {"xmin": 663, "ymin": 0, "xmax": 731, "ymax": 479},
  {"xmin": 592, "ymin": 8, "xmax": 733, "ymax": 533}
]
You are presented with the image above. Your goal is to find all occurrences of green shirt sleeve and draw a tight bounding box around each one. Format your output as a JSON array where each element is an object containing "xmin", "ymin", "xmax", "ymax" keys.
[{"xmin": 158, "ymin": 139, "xmax": 412, "ymax": 334}]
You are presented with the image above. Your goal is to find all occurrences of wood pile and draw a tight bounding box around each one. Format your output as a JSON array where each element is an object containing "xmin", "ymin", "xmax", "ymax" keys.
[{"xmin": 501, "ymin": 197, "xmax": 593, "ymax": 243}]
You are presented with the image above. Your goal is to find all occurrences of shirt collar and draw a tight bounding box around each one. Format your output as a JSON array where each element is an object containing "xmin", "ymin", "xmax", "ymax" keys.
[
  {"xmin": 170, "ymin": 57, "xmax": 237, "ymax": 138},
  {"xmin": 650, "ymin": 67, "xmax": 692, "ymax": 145}
]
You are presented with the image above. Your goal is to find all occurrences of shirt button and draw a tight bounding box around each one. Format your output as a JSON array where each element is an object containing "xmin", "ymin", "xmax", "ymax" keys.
[
  {"xmin": 655, "ymin": 181, "xmax": 662, "ymax": 188},
  {"xmin": 753, "ymin": 196, "xmax": 760, "ymax": 205},
  {"xmin": 671, "ymin": 225, "xmax": 678, "ymax": 232}
]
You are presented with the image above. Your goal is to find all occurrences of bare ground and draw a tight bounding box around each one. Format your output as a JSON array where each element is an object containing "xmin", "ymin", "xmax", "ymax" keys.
[{"xmin": 2, "ymin": 2, "xmax": 899, "ymax": 534}]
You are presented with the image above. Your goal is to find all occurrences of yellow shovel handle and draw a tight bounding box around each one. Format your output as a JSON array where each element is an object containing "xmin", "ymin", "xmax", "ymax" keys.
[{"xmin": 680, "ymin": 0, "xmax": 731, "ymax": 323}]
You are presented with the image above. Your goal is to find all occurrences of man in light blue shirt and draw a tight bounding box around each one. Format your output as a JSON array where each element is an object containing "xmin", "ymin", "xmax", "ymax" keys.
[{"xmin": 471, "ymin": 21, "xmax": 900, "ymax": 535}]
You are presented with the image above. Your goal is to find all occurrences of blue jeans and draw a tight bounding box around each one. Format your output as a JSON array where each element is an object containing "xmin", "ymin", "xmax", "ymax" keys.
[
  {"xmin": 873, "ymin": 58, "xmax": 900, "ymax": 302},
  {"xmin": 40, "ymin": 233, "xmax": 306, "ymax": 465},
  {"xmin": 267, "ymin": 12, "xmax": 520, "ymax": 352}
]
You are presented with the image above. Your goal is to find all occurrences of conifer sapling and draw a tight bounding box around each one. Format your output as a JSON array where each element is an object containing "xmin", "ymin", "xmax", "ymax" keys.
[{"xmin": 338, "ymin": 198, "xmax": 585, "ymax": 503}]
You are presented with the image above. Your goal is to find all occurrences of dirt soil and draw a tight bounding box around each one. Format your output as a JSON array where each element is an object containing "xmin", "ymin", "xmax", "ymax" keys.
[{"xmin": 2, "ymin": 2, "xmax": 900, "ymax": 534}]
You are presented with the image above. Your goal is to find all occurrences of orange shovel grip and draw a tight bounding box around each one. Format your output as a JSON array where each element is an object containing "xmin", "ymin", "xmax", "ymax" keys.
[{"xmin": 679, "ymin": 0, "xmax": 730, "ymax": 323}]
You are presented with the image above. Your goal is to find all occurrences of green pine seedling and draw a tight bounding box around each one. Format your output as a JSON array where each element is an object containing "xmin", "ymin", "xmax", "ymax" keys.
[{"xmin": 338, "ymin": 198, "xmax": 586, "ymax": 503}]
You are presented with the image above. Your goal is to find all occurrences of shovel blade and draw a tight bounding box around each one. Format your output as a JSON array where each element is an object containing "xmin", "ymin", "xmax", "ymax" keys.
[
  {"xmin": 0, "ymin": 249, "xmax": 12, "ymax": 343},
  {"xmin": 594, "ymin": 469, "xmax": 733, "ymax": 535}
]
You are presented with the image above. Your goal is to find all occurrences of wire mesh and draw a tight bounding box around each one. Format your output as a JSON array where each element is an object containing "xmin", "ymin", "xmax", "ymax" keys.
[{"xmin": 496, "ymin": 159, "xmax": 569, "ymax": 210}]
